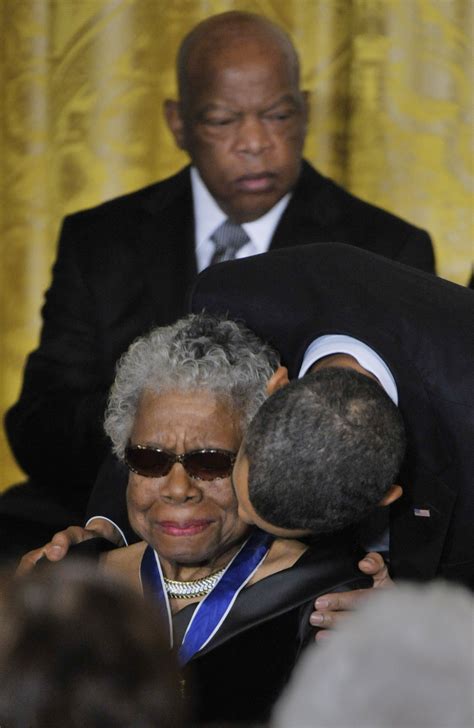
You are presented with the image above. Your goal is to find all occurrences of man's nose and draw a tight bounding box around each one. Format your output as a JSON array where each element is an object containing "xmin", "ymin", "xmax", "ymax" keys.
[
  {"xmin": 160, "ymin": 463, "xmax": 203, "ymax": 504},
  {"xmin": 234, "ymin": 115, "xmax": 271, "ymax": 155}
]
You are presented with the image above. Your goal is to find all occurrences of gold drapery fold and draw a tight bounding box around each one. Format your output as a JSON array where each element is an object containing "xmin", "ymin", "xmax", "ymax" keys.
[{"xmin": 1, "ymin": 0, "xmax": 472, "ymax": 488}]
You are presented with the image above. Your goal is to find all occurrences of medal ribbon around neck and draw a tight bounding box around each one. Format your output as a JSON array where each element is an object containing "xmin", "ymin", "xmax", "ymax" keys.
[{"xmin": 140, "ymin": 528, "xmax": 274, "ymax": 665}]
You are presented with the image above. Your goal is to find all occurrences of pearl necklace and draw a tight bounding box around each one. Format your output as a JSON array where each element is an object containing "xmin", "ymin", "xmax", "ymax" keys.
[{"xmin": 163, "ymin": 567, "xmax": 226, "ymax": 599}]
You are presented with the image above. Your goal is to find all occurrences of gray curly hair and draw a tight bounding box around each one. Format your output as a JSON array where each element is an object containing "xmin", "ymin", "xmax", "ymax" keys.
[{"xmin": 104, "ymin": 313, "xmax": 280, "ymax": 459}]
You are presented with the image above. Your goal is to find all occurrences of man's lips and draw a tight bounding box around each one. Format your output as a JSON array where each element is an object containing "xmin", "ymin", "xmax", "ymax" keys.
[
  {"xmin": 235, "ymin": 172, "xmax": 276, "ymax": 192},
  {"xmin": 157, "ymin": 520, "xmax": 213, "ymax": 536}
]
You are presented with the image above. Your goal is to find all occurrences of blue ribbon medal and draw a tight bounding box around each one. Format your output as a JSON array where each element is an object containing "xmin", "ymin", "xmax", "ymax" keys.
[{"xmin": 140, "ymin": 528, "xmax": 274, "ymax": 665}]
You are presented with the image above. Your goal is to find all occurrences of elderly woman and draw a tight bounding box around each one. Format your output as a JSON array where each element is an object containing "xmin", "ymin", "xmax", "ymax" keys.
[{"xmin": 99, "ymin": 313, "xmax": 369, "ymax": 724}]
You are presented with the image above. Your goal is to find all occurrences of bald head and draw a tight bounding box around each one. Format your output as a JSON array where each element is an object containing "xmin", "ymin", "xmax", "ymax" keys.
[
  {"xmin": 164, "ymin": 11, "xmax": 308, "ymax": 222},
  {"xmin": 177, "ymin": 12, "xmax": 300, "ymax": 108}
]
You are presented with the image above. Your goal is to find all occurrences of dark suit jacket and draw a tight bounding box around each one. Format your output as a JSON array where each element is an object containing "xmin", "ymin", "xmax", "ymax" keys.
[
  {"xmin": 169, "ymin": 535, "xmax": 370, "ymax": 723},
  {"xmin": 189, "ymin": 243, "xmax": 474, "ymax": 588},
  {"xmin": 3, "ymin": 163, "xmax": 433, "ymax": 532}
]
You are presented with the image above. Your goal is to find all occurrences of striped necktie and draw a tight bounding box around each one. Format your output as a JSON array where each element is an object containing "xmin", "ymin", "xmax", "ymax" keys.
[{"xmin": 210, "ymin": 219, "xmax": 250, "ymax": 266}]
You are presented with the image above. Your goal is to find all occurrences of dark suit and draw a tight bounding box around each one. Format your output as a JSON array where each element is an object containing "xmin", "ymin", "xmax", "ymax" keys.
[
  {"xmin": 164, "ymin": 533, "xmax": 370, "ymax": 723},
  {"xmin": 189, "ymin": 243, "xmax": 474, "ymax": 588},
  {"xmin": 2, "ymin": 162, "xmax": 434, "ymax": 558}
]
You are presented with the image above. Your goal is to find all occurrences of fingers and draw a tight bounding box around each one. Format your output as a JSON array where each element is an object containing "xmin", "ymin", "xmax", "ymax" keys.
[
  {"xmin": 315, "ymin": 629, "xmax": 331, "ymax": 643},
  {"xmin": 358, "ymin": 552, "xmax": 394, "ymax": 589},
  {"xmin": 309, "ymin": 588, "xmax": 372, "ymax": 642},
  {"xmin": 311, "ymin": 587, "xmax": 371, "ymax": 621},
  {"xmin": 45, "ymin": 526, "xmax": 94, "ymax": 558},
  {"xmin": 309, "ymin": 552, "xmax": 395, "ymax": 642},
  {"xmin": 315, "ymin": 588, "xmax": 372, "ymax": 611},
  {"xmin": 16, "ymin": 547, "xmax": 48, "ymax": 576},
  {"xmin": 358, "ymin": 551, "xmax": 385, "ymax": 574},
  {"xmin": 313, "ymin": 611, "xmax": 351, "ymax": 641},
  {"xmin": 15, "ymin": 526, "xmax": 96, "ymax": 576},
  {"xmin": 310, "ymin": 608, "xmax": 335, "ymax": 629}
]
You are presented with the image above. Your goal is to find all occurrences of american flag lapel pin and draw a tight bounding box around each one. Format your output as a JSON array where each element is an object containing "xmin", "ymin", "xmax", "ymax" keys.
[{"xmin": 414, "ymin": 507, "xmax": 431, "ymax": 518}]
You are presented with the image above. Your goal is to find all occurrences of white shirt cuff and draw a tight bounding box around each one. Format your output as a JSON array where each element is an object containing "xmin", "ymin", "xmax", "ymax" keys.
[{"xmin": 298, "ymin": 334, "xmax": 398, "ymax": 405}]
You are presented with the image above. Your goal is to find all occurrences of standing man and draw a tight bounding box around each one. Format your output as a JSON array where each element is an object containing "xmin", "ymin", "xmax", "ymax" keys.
[
  {"xmin": 2, "ymin": 12, "xmax": 434, "ymax": 560},
  {"xmin": 189, "ymin": 243, "xmax": 474, "ymax": 590}
]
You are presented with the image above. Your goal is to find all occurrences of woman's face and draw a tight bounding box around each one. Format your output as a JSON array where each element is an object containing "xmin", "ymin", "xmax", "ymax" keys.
[{"xmin": 127, "ymin": 388, "xmax": 249, "ymax": 568}]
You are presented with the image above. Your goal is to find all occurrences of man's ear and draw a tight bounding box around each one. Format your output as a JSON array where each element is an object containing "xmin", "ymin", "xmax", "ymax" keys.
[
  {"xmin": 163, "ymin": 99, "xmax": 186, "ymax": 150},
  {"xmin": 301, "ymin": 89, "xmax": 310, "ymax": 126},
  {"xmin": 266, "ymin": 366, "xmax": 290, "ymax": 395},
  {"xmin": 379, "ymin": 484, "xmax": 403, "ymax": 507}
]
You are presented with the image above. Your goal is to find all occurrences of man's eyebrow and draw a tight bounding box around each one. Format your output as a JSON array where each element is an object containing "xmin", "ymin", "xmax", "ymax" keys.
[
  {"xmin": 196, "ymin": 94, "xmax": 301, "ymax": 116},
  {"xmin": 196, "ymin": 103, "xmax": 239, "ymax": 114},
  {"xmin": 261, "ymin": 94, "xmax": 301, "ymax": 112}
]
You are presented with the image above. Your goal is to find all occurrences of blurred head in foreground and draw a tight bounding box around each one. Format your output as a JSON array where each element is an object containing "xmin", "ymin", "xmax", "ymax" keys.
[
  {"xmin": 0, "ymin": 561, "xmax": 185, "ymax": 728},
  {"xmin": 273, "ymin": 581, "xmax": 474, "ymax": 728}
]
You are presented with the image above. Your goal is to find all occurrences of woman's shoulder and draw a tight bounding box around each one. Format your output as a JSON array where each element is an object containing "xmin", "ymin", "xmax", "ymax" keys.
[{"xmin": 100, "ymin": 541, "xmax": 147, "ymax": 591}]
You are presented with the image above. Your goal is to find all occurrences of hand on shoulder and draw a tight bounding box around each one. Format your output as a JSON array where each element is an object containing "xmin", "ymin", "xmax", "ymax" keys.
[
  {"xmin": 310, "ymin": 552, "xmax": 394, "ymax": 640},
  {"xmin": 16, "ymin": 518, "xmax": 124, "ymax": 576}
]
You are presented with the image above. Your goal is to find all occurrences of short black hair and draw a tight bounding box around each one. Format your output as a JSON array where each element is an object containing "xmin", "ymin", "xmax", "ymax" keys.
[{"xmin": 245, "ymin": 368, "xmax": 406, "ymax": 533}]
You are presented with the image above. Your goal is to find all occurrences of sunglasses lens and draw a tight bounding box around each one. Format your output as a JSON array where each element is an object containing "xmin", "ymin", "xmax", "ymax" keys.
[
  {"xmin": 185, "ymin": 451, "xmax": 234, "ymax": 480},
  {"xmin": 125, "ymin": 447, "xmax": 235, "ymax": 480},
  {"xmin": 125, "ymin": 447, "xmax": 172, "ymax": 477}
]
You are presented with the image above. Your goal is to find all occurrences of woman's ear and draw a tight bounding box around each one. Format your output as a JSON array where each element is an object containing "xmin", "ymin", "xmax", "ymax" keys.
[
  {"xmin": 266, "ymin": 366, "xmax": 290, "ymax": 395},
  {"xmin": 379, "ymin": 484, "xmax": 403, "ymax": 507}
]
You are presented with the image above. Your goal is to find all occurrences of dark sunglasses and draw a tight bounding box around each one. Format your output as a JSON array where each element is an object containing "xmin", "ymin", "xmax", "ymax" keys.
[{"xmin": 125, "ymin": 445, "xmax": 237, "ymax": 481}]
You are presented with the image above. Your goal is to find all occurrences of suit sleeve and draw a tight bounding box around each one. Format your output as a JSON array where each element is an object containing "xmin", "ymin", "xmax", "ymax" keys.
[
  {"xmin": 4, "ymin": 216, "xmax": 109, "ymax": 494},
  {"xmin": 394, "ymin": 227, "xmax": 435, "ymax": 274}
]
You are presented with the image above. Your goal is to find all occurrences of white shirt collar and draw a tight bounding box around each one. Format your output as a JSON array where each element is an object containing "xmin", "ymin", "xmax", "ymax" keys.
[
  {"xmin": 191, "ymin": 166, "xmax": 291, "ymax": 271},
  {"xmin": 240, "ymin": 194, "xmax": 291, "ymax": 254},
  {"xmin": 192, "ymin": 166, "xmax": 227, "ymax": 249},
  {"xmin": 298, "ymin": 334, "xmax": 398, "ymax": 405}
]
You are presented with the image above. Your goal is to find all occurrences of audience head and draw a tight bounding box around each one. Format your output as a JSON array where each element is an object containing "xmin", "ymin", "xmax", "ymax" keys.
[
  {"xmin": 104, "ymin": 313, "xmax": 282, "ymax": 566},
  {"xmin": 273, "ymin": 581, "xmax": 474, "ymax": 728},
  {"xmin": 164, "ymin": 11, "xmax": 308, "ymax": 223},
  {"xmin": 0, "ymin": 561, "xmax": 185, "ymax": 728},
  {"xmin": 233, "ymin": 368, "xmax": 406, "ymax": 537}
]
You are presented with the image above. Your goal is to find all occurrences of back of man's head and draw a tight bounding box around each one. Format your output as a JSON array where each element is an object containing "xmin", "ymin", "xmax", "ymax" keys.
[{"xmin": 245, "ymin": 367, "xmax": 406, "ymax": 533}]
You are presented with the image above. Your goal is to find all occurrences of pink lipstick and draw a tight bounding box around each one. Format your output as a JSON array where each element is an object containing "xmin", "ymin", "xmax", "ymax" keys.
[{"xmin": 158, "ymin": 520, "xmax": 212, "ymax": 536}]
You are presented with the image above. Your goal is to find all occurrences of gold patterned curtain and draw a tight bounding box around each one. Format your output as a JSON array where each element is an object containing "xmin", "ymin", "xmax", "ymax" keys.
[{"xmin": 1, "ymin": 0, "xmax": 472, "ymax": 489}]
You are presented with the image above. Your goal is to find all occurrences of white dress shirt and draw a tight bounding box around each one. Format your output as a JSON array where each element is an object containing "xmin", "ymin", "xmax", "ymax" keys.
[{"xmin": 298, "ymin": 334, "xmax": 398, "ymax": 404}]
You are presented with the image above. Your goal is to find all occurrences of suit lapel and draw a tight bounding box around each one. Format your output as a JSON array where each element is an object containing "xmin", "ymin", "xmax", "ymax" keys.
[
  {"xmin": 140, "ymin": 168, "xmax": 197, "ymax": 327},
  {"xmin": 270, "ymin": 161, "xmax": 346, "ymax": 251},
  {"xmin": 270, "ymin": 163, "xmax": 329, "ymax": 250}
]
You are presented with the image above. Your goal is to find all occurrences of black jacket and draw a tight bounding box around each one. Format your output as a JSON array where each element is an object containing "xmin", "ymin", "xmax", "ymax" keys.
[
  {"xmin": 189, "ymin": 243, "xmax": 474, "ymax": 588},
  {"xmin": 176, "ymin": 536, "xmax": 370, "ymax": 723}
]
